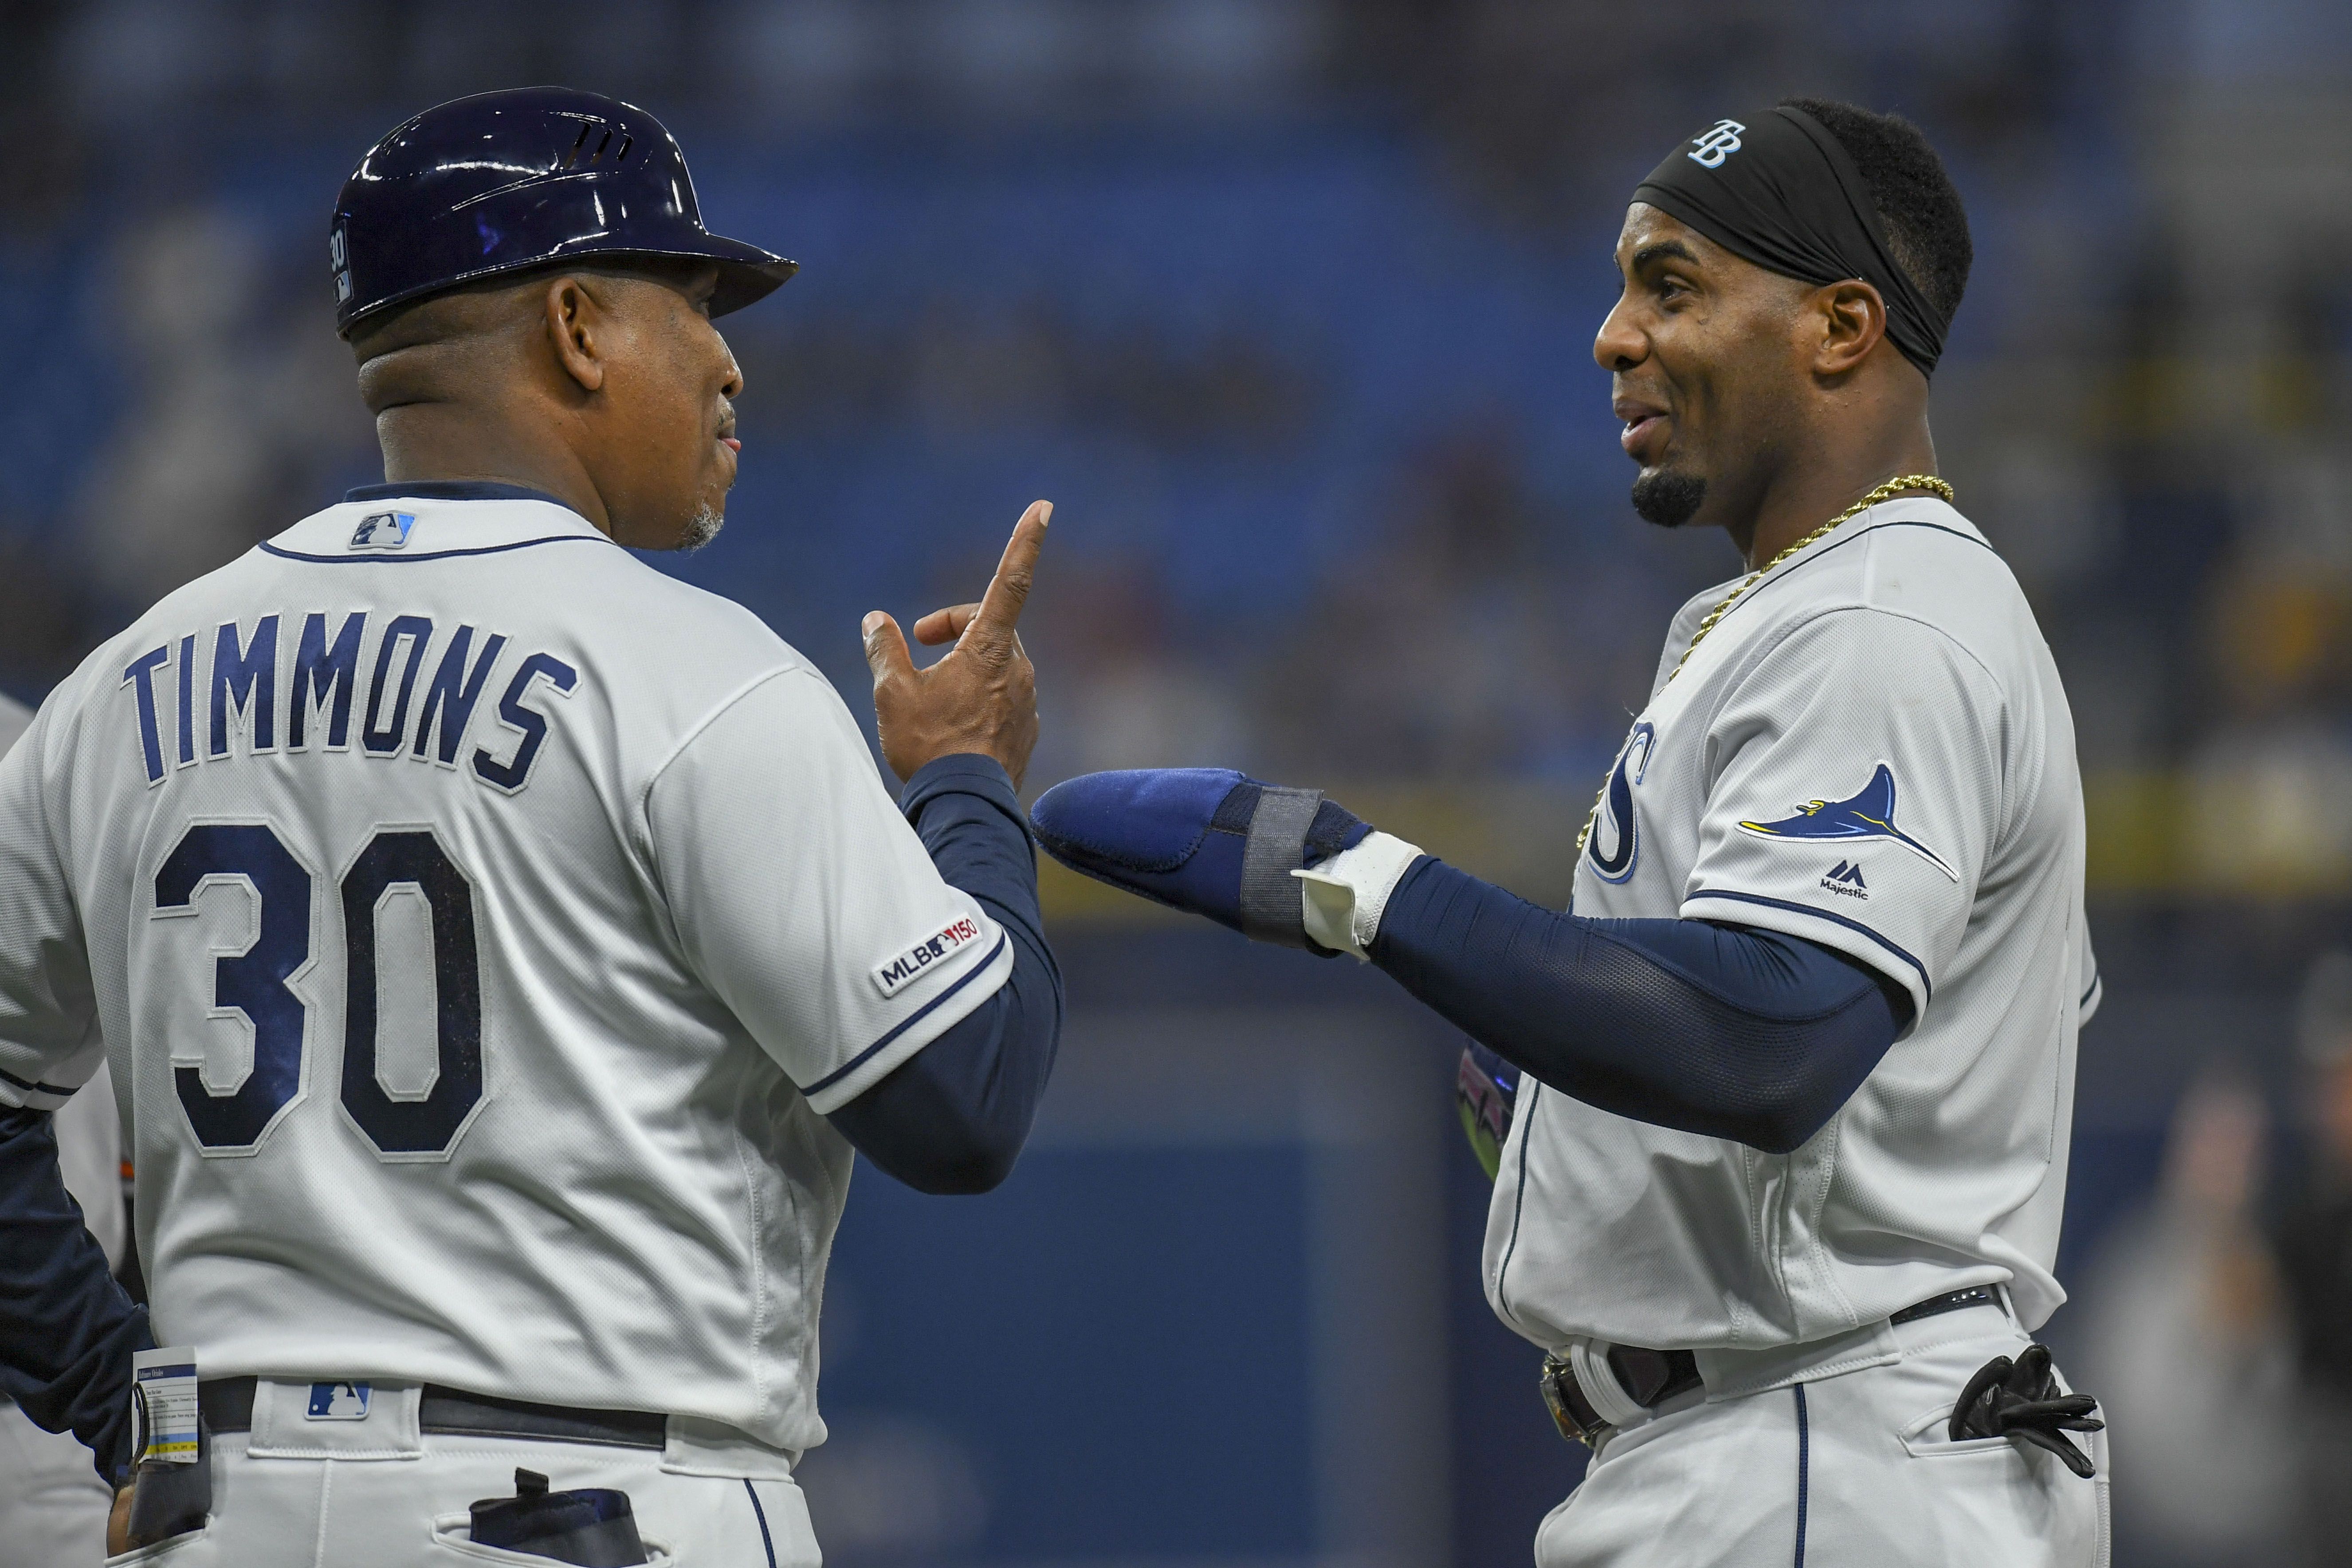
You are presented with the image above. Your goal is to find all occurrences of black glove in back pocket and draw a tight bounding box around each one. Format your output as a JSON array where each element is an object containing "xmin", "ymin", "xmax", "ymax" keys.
[
  {"xmin": 1949, "ymin": 1343, "xmax": 2103, "ymax": 1478},
  {"xmin": 468, "ymin": 1469, "xmax": 649, "ymax": 1567}
]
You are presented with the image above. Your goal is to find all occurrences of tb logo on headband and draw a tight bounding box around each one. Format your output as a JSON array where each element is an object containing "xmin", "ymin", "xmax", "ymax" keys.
[{"xmin": 1688, "ymin": 119, "xmax": 1746, "ymax": 169}]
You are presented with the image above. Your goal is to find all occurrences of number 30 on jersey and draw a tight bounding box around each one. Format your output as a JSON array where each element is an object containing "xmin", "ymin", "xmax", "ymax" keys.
[{"xmin": 153, "ymin": 821, "xmax": 483, "ymax": 1159}]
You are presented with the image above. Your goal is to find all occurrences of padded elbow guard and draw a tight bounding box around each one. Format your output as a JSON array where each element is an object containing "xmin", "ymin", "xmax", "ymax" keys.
[{"xmin": 1031, "ymin": 769, "xmax": 1374, "ymax": 950}]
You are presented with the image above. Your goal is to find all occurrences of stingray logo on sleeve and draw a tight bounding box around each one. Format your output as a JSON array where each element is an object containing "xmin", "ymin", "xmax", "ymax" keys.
[
  {"xmin": 872, "ymin": 915, "xmax": 985, "ymax": 998},
  {"xmin": 1736, "ymin": 762, "xmax": 1957, "ymax": 881}
]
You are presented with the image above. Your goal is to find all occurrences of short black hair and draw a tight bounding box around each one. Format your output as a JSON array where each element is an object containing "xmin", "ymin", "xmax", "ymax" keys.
[
  {"xmin": 1781, "ymin": 98, "xmax": 1972, "ymax": 326},
  {"xmin": 347, "ymin": 255, "xmax": 714, "ymax": 357}
]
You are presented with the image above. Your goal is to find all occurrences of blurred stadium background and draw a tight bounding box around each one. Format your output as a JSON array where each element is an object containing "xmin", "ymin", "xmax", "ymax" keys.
[{"xmin": 3, "ymin": 0, "xmax": 2349, "ymax": 1563}]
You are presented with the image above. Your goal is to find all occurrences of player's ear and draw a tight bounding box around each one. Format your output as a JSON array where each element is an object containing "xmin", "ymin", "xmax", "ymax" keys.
[
  {"xmin": 1812, "ymin": 279, "xmax": 1886, "ymax": 378},
  {"xmin": 542, "ymin": 275, "xmax": 607, "ymax": 394}
]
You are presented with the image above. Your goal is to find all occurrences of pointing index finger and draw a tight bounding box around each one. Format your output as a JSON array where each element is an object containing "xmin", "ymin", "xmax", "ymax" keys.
[{"xmin": 965, "ymin": 500, "xmax": 1051, "ymax": 648}]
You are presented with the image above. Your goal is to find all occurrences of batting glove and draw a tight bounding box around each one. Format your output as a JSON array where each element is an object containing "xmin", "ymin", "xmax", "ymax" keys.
[{"xmin": 1948, "ymin": 1343, "xmax": 2103, "ymax": 1478}]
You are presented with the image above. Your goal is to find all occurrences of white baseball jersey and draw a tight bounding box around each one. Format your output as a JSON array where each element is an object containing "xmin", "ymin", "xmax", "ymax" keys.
[
  {"xmin": 0, "ymin": 692, "xmax": 121, "ymax": 1568},
  {"xmin": 0, "ymin": 691, "xmax": 125, "ymax": 1269},
  {"xmin": 0, "ymin": 692, "xmax": 29, "ymax": 756},
  {"xmin": 1487, "ymin": 496, "xmax": 2098, "ymax": 1353},
  {"xmin": 0, "ymin": 486, "xmax": 1012, "ymax": 1455}
]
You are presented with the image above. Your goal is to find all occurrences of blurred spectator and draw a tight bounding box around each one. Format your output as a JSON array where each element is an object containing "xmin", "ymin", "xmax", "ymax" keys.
[
  {"xmin": 1252, "ymin": 428, "xmax": 1643, "ymax": 782},
  {"xmin": 0, "ymin": 539, "xmax": 95, "ymax": 696},
  {"xmin": 1025, "ymin": 557, "xmax": 1247, "ymax": 777},
  {"xmin": 2183, "ymin": 716, "xmax": 2352, "ymax": 895},
  {"xmin": 0, "ymin": 0, "xmax": 84, "ymax": 237},
  {"xmin": 2277, "ymin": 951, "xmax": 2352, "ymax": 1563},
  {"xmin": 76, "ymin": 206, "xmax": 371, "ymax": 612},
  {"xmin": 2181, "ymin": 459, "xmax": 2352, "ymax": 892},
  {"xmin": 2073, "ymin": 1072, "xmax": 2296, "ymax": 1567}
]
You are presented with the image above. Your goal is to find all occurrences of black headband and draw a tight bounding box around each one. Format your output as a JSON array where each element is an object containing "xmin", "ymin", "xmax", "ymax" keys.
[{"xmin": 1632, "ymin": 106, "xmax": 1947, "ymax": 378}]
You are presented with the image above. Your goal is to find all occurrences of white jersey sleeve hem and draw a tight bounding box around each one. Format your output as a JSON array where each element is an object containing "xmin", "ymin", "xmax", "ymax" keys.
[
  {"xmin": 801, "ymin": 930, "xmax": 1014, "ymax": 1115},
  {"xmin": 1680, "ymin": 886, "xmax": 1932, "ymax": 1028},
  {"xmin": 0, "ymin": 1031, "xmax": 105, "ymax": 1113}
]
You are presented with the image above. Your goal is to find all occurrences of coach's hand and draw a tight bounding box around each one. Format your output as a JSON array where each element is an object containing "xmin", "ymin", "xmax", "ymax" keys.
[
  {"xmin": 864, "ymin": 500, "xmax": 1049, "ymax": 788},
  {"xmin": 107, "ymin": 1482, "xmax": 132, "ymax": 1554}
]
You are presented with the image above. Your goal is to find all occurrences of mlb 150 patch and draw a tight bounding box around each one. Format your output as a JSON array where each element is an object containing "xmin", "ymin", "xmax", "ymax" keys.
[{"xmin": 872, "ymin": 915, "xmax": 985, "ymax": 997}]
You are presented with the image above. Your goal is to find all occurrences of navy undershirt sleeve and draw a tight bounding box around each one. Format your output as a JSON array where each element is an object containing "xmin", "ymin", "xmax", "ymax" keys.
[
  {"xmin": 1370, "ymin": 856, "xmax": 1909, "ymax": 1154},
  {"xmin": 0, "ymin": 1101, "xmax": 151, "ymax": 1482},
  {"xmin": 825, "ymin": 755, "xmax": 1064, "ymax": 1195}
]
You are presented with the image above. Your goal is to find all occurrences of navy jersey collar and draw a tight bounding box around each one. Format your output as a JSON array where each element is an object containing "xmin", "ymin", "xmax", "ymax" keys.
[{"xmin": 345, "ymin": 480, "xmax": 579, "ymax": 511}]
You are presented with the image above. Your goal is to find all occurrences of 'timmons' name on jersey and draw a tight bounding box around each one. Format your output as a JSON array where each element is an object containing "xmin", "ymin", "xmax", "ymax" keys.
[{"xmin": 120, "ymin": 611, "xmax": 577, "ymax": 795}]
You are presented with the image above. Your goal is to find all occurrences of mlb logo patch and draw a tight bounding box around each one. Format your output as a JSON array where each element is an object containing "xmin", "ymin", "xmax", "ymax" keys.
[
  {"xmin": 349, "ymin": 511, "xmax": 417, "ymax": 551},
  {"xmin": 306, "ymin": 1381, "xmax": 372, "ymax": 1420},
  {"xmin": 872, "ymin": 915, "xmax": 984, "ymax": 997}
]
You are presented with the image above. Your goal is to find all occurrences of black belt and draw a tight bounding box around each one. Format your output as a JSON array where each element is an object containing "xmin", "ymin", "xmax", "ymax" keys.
[
  {"xmin": 198, "ymin": 1377, "xmax": 668, "ymax": 1450},
  {"xmin": 1540, "ymin": 1285, "xmax": 2001, "ymax": 1449}
]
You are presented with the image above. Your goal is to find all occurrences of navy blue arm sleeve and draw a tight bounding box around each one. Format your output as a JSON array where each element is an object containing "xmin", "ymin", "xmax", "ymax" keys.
[
  {"xmin": 1370, "ymin": 857, "xmax": 1909, "ymax": 1154},
  {"xmin": 825, "ymin": 755, "xmax": 1065, "ymax": 1195},
  {"xmin": 0, "ymin": 1102, "xmax": 151, "ymax": 1482}
]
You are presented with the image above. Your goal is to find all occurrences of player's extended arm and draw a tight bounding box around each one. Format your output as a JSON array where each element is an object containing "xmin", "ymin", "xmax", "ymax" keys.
[
  {"xmin": 1032, "ymin": 770, "xmax": 1907, "ymax": 1155},
  {"xmin": 826, "ymin": 756, "xmax": 1064, "ymax": 1194},
  {"xmin": 1371, "ymin": 858, "xmax": 1907, "ymax": 1152},
  {"xmin": 0, "ymin": 1102, "xmax": 151, "ymax": 1482}
]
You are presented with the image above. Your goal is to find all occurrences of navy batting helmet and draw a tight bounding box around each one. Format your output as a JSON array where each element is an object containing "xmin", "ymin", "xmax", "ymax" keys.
[{"xmin": 331, "ymin": 86, "xmax": 796, "ymax": 338}]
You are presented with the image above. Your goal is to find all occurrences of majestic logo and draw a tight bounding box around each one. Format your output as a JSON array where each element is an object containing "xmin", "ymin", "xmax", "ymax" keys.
[
  {"xmin": 1586, "ymin": 721, "xmax": 1657, "ymax": 885},
  {"xmin": 1688, "ymin": 119, "xmax": 1747, "ymax": 169},
  {"xmin": 349, "ymin": 511, "xmax": 416, "ymax": 551},
  {"xmin": 873, "ymin": 915, "xmax": 985, "ymax": 998},
  {"xmin": 1821, "ymin": 861, "xmax": 1868, "ymax": 898},
  {"xmin": 1737, "ymin": 763, "xmax": 1957, "ymax": 881}
]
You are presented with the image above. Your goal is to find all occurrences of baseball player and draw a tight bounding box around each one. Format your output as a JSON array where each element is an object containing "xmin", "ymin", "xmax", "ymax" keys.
[
  {"xmin": 1030, "ymin": 100, "xmax": 2106, "ymax": 1565},
  {"xmin": 0, "ymin": 690, "xmax": 128, "ymax": 1568},
  {"xmin": 0, "ymin": 87, "xmax": 1062, "ymax": 1566}
]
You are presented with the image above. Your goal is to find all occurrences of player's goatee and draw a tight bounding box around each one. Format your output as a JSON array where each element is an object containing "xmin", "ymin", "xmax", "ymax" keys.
[
  {"xmin": 1630, "ymin": 469, "xmax": 1706, "ymax": 528},
  {"xmin": 679, "ymin": 503, "xmax": 725, "ymax": 551}
]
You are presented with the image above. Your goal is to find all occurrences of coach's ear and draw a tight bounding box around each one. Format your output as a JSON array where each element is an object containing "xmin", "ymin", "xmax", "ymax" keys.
[{"xmin": 542, "ymin": 275, "xmax": 609, "ymax": 394}]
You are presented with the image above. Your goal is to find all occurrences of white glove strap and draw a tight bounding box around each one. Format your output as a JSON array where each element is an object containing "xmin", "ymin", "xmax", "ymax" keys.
[{"xmin": 1293, "ymin": 830, "xmax": 1424, "ymax": 961}]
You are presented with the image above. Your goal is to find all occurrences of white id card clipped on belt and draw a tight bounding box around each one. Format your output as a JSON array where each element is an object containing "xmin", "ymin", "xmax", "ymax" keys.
[{"xmin": 131, "ymin": 1347, "xmax": 200, "ymax": 1465}]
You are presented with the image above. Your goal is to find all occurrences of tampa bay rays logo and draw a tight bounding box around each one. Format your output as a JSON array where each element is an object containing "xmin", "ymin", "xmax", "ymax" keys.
[
  {"xmin": 1586, "ymin": 721, "xmax": 1657, "ymax": 884},
  {"xmin": 1736, "ymin": 763, "xmax": 1958, "ymax": 881},
  {"xmin": 1688, "ymin": 118, "xmax": 1746, "ymax": 168}
]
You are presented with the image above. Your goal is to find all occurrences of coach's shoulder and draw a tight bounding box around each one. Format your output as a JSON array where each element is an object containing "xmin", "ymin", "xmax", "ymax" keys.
[
  {"xmin": 576, "ymin": 564, "xmax": 852, "ymax": 750},
  {"xmin": 594, "ymin": 558, "xmax": 803, "ymax": 664}
]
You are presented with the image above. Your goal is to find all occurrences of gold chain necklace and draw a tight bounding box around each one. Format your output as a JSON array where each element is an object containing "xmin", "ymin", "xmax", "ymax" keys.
[{"xmin": 1572, "ymin": 474, "xmax": 1955, "ymax": 857}]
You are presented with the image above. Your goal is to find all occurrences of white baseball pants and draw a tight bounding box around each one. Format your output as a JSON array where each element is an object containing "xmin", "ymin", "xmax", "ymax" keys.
[
  {"xmin": 1535, "ymin": 1304, "xmax": 2110, "ymax": 1568},
  {"xmin": 0, "ymin": 1396, "xmax": 112, "ymax": 1567},
  {"xmin": 100, "ymin": 1384, "xmax": 820, "ymax": 1568}
]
